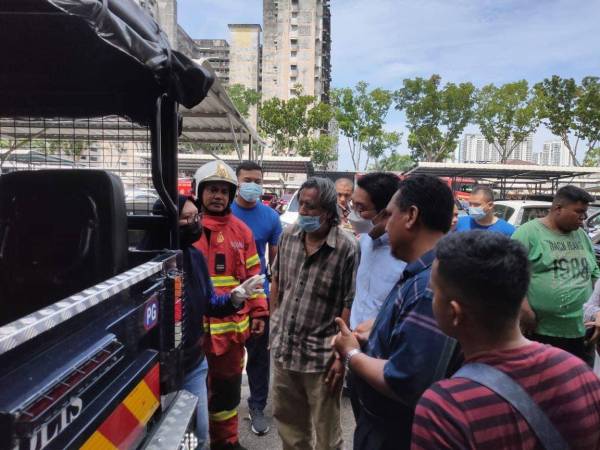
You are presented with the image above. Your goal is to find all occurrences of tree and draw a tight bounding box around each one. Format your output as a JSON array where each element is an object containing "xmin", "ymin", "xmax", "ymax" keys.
[
  {"xmin": 332, "ymin": 81, "xmax": 400, "ymax": 170},
  {"xmin": 535, "ymin": 76, "xmax": 600, "ymax": 166},
  {"xmin": 258, "ymin": 87, "xmax": 334, "ymax": 163},
  {"xmin": 0, "ymin": 131, "xmax": 49, "ymax": 169},
  {"xmin": 394, "ymin": 75, "xmax": 475, "ymax": 162},
  {"xmin": 48, "ymin": 139, "xmax": 86, "ymax": 162},
  {"xmin": 226, "ymin": 84, "xmax": 261, "ymax": 119},
  {"xmin": 584, "ymin": 147, "xmax": 600, "ymax": 167},
  {"xmin": 370, "ymin": 152, "xmax": 415, "ymax": 172},
  {"xmin": 474, "ymin": 80, "xmax": 539, "ymax": 163},
  {"xmin": 298, "ymin": 134, "xmax": 338, "ymax": 170}
]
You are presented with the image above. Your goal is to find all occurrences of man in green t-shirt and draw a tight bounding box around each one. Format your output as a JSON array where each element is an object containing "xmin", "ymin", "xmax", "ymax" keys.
[{"xmin": 513, "ymin": 185, "xmax": 600, "ymax": 363}]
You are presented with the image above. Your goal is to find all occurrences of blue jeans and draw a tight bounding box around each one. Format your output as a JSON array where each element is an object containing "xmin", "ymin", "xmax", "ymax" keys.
[
  {"xmin": 245, "ymin": 316, "xmax": 270, "ymax": 411},
  {"xmin": 183, "ymin": 357, "xmax": 209, "ymax": 449}
]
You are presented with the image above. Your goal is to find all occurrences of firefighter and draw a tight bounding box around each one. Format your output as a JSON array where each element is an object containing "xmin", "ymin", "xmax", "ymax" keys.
[{"xmin": 193, "ymin": 160, "xmax": 268, "ymax": 450}]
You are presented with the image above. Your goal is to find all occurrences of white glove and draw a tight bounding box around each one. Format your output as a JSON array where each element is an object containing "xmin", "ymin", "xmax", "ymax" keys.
[{"xmin": 230, "ymin": 274, "xmax": 265, "ymax": 307}]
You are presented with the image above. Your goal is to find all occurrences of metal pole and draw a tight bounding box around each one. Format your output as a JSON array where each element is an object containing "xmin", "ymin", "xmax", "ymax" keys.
[{"xmin": 249, "ymin": 134, "xmax": 252, "ymax": 161}]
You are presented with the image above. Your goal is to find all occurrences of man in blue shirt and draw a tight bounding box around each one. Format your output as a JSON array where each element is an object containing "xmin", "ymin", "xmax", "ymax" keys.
[
  {"xmin": 456, "ymin": 185, "xmax": 515, "ymax": 236},
  {"xmin": 333, "ymin": 174, "xmax": 460, "ymax": 450},
  {"xmin": 231, "ymin": 161, "xmax": 282, "ymax": 436}
]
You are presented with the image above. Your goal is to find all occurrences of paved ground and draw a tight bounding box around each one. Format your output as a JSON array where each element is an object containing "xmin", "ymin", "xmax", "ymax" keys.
[{"xmin": 238, "ymin": 374, "xmax": 356, "ymax": 450}]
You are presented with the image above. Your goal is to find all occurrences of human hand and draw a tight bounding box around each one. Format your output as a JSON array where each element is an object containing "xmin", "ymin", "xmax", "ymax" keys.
[
  {"xmin": 231, "ymin": 274, "xmax": 265, "ymax": 306},
  {"xmin": 324, "ymin": 355, "xmax": 345, "ymax": 395},
  {"xmin": 332, "ymin": 317, "xmax": 360, "ymax": 359},
  {"xmin": 584, "ymin": 311, "xmax": 600, "ymax": 346},
  {"xmin": 352, "ymin": 318, "xmax": 374, "ymax": 346},
  {"xmin": 251, "ymin": 318, "xmax": 266, "ymax": 336}
]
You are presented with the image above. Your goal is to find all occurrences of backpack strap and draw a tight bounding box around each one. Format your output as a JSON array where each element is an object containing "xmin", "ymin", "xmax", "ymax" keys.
[{"xmin": 453, "ymin": 363, "xmax": 569, "ymax": 450}]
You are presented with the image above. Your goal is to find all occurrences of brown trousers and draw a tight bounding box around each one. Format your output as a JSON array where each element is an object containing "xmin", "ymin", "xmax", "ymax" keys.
[{"xmin": 272, "ymin": 361, "xmax": 343, "ymax": 450}]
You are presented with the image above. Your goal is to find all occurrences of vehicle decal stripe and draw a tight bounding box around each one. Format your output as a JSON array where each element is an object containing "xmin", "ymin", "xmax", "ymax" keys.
[{"xmin": 81, "ymin": 364, "xmax": 160, "ymax": 449}]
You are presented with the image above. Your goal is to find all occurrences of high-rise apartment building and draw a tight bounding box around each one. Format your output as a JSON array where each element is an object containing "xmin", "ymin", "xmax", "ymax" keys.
[
  {"xmin": 533, "ymin": 141, "xmax": 573, "ymax": 166},
  {"xmin": 262, "ymin": 0, "xmax": 332, "ymax": 102},
  {"xmin": 458, "ymin": 134, "xmax": 534, "ymax": 163}
]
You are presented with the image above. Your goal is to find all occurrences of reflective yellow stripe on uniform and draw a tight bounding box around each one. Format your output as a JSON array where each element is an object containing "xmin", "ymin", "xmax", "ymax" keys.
[
  {"xmin": 211, "ymin": 276, "xmax": 240, "ymax": 288},
  {"xmin": 203, "ymin": 316, "xmax": 251, "ymax": 334},
  {"xmin": 249, "ymin": 292, "xmax": 267, "ymax": 300},
  {"xmin": 245, "ymin": 254, "xmax": 260, "ymax": 269},
  {"xmin": 209, "ymin": 408, "xmax": 237, "ymax": 422}
]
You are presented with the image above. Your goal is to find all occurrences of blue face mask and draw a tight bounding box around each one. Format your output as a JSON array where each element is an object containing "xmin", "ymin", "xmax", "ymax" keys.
[
  {"xmin": 239, "ymin": 182, "xmax": 263, "ymax": 203},
  {"xmin": 468, "ymin": 206, "xmax": 486, "ymax": 221},
  {"xmin": 297, "ymin": 214, "xmax": 322, "ymax": 233}
]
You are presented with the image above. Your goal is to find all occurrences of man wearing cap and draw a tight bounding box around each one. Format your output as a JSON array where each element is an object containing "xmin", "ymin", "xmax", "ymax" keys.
[{"xmin": 193, "ymin": 160, "xmax": 269, "ymax": 450}]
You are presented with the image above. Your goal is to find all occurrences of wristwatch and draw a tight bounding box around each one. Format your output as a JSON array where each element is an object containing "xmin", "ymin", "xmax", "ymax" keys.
[{"xmin": 344, "ymin": 348, "xmax": 361, "ymax": 371}]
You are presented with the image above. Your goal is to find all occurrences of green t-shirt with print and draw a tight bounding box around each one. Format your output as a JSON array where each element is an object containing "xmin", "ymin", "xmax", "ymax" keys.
[{"xmin": 513, "ymin": 219, "xmax": 600, "ymax": 338}]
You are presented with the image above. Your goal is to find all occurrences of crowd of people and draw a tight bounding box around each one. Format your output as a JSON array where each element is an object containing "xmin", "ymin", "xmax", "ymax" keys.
[{"xmin": 158, "ymin": 160, "xmax": 600, "ymax": 450}]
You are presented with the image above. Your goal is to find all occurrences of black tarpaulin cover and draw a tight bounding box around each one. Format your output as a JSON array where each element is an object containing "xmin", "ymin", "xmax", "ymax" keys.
[{"xmin": 0, "ymin": 0, "xmax": 214, "ymax": 123}]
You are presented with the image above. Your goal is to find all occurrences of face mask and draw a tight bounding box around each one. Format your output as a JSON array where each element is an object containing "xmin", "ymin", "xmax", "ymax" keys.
[
  {"xmin": 468, "ymin": 206, "xmax": 486, "ymax": 221},
  {"xmin": 297, "ymin": 214, "xmax": 322, "ymax": 233},
  {"xmin": 239, "ymin": 182, "xmax": 263, "ymax": 203},
  {"xmin": 348, "ymin": 209, "xmax": 374, "ymax": 234},
  {"xmin": 180, "ymin": 223, "xmax": 202, "ymax": 248}
]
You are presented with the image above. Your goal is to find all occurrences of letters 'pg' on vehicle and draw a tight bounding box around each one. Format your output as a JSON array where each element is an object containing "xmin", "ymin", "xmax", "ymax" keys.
[{"xmin": 0, "ymin": 1, "xmax": 215, "ymax": 449}]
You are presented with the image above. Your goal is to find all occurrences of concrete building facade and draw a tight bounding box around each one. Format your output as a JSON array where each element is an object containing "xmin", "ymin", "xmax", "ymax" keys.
[
  {"xmin": 458, "ymin": 133, "xmax": 534, "ymax": 163},
  {"xmin": 533, "ymin": 141, "xmax": 573, "ymax": 166},
  {"xmin": 262, "ymin": 0, "xmax": 332, "ymax": 102}
]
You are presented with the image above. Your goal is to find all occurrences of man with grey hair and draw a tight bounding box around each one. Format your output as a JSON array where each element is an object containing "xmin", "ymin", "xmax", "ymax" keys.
[
  {"xmin": 270, "ymin": 177, "xmax": 360, "ymax": 450},
  {"xmin": 335, "ymin": 177, "xmax": 355, "ymax": 233}
]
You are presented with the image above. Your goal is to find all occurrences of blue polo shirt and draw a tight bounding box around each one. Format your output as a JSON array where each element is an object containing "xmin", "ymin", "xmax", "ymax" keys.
[
  {"xmin": 354, "ymin": 249, "xmax": 457, "ymax": 444},
  {"xmin": 232, "ymin": 201, "xmax": 282, "ymax": 295},
  {"xmin": 456, "ymin": 215, "xmax": 515, "ymax": 236}
]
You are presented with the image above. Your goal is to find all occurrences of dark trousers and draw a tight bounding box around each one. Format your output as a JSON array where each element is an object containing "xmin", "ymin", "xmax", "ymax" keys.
[
  {"xmin": 245, "ymin": 316, "xmax": 270, "ymax": 411},
  {"xmin": 531, "ymin": 333, "xmax": 593, "ymax": 366},
  {"xmin": 353, "ymin": 409, "xmax": 411, "ymax": 450}
]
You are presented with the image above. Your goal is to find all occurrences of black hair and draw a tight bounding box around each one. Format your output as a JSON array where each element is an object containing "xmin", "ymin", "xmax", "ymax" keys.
[
  {"xmin": 394, "ymin": 174, "xmax": 454, "ymax": 233},
  {"xmin": 357, "ymin": 172, "xmax": 400, "ymax": 212},
  {"xmin": 235, "ymin": 160, "xmax": 263, "ymax": 176},
  {"xmin": 299, "ymin": 177, "xmax": 340, "ymax": 225},
  {"xmin": 472, "ymin": 185, "xmax": 494, "ymax": 202},
  {"xmin": 435, "ymin": 231, "xmax": 530, "ymax": 332},
  {"xmin": 553, "ymin": 185, "xmax": 594, "ymax": 206}
]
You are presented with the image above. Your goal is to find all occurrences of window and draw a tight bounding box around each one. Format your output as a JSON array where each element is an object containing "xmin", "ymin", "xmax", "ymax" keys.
[
  {"xmin": 90, "ymin": 156, "xmax": 98, "ymax": 162},
  {"xmin": 493, "ymin": 204, "xmax": 514, "ymax": 222},
  {"xmin": 291, "ymin": 51, "xmax": 298, "ymax": 57},
  {"xmin": 520, "ymin": 207, "xmax": 550, "ymax": 226},
  {"xmin": 290, "ymin": 76, "xmax": 297, "ymax": 82},
  {"xmin": 290, "ymin": 65, "xmax": 298, "ymax": 70},
  {"xmin": 290, "ymin": 39, "xmax": 298, "ymax": 45}
]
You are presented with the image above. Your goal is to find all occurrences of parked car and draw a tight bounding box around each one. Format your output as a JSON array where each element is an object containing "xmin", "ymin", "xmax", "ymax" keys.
[
  {"xmin": 280, "ymin": 189, "xmax": 299, "ymax": 228},
  {"xmin": 493, "ymin": 200, "xmax": 552, "ymax": 227}
]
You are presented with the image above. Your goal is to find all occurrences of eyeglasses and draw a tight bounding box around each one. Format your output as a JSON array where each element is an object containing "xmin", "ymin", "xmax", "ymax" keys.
[
  {"xmin": 349, "ymin": 200, "xmax": 376, "ymax": 216},
  {"xmin": 181, "ymin": 213, "xmax": 200, "ymax": 225}
]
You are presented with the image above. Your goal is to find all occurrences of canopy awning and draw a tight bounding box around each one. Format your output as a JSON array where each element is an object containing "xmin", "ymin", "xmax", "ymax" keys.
[
  {"xmin": 405, "ymin": 162, "xmax": 600, "ymax": 181},
  {"xmin": 174, "ymin": 154, "xmax": 314, "ymax": 175},
  {"xmin": 179, "ymin": 60, "xmax": 265, "ymax": 153}
]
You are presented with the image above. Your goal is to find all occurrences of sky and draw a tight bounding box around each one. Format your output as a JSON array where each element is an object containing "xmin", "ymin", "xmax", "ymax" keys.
[{"xmin": 177, "ymin": 0, "xmax": 600, "ymax": 170}]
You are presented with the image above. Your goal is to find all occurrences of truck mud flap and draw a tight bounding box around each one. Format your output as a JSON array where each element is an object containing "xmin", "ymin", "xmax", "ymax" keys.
[{"xmin": 141, "ymin": 390, "xmax": 198, "ymax": 450}]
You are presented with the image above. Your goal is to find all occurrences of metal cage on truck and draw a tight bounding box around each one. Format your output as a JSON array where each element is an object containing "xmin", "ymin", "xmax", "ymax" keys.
[{"xmin": 0, "ymin": 0, "xmax": 214, "ymax": 449}]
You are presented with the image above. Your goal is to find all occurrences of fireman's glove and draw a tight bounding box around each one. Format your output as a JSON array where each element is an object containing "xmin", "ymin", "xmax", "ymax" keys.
[{"xmin": 230, "ymin": 274, "xmax": 265, "ymax": 307}]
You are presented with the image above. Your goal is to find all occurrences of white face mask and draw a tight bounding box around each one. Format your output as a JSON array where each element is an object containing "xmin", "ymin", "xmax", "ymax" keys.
[{"xmin": 348, "ymin": 209, "xmax": 374, "ymax": 234}]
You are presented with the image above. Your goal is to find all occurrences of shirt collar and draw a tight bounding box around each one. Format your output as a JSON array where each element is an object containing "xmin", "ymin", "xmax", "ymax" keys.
[
  {"xmin": 371, "ymin": 232, "xmax": 390, "ymax": 247},
  {"xmin": 401, "ymin": 248, "xmax": 436, "ymax": 280}
]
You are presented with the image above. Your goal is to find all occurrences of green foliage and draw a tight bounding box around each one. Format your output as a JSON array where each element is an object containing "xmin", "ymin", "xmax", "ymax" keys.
[
  {"xmin": 258, "ymin": 88, "xmax": 335, "ymax": 162},
  {"xmin": 298, "ymin": 134, "xmax": 338, "ymax": 170},
  {"xmin": 332, "ymin": 81, "xmax": 400, "ymax": 170},
  {"xmin": 584, "ymin": 147, "xmax": 600, "ymax": 167},
  {"xmin": 575, "ymin": 77, "xmax": 600, "ymax": 163},
  {"xmin": 370, "ymin": 152, "xmax": 415, "ymax": 172},
  {"xmin": 394, "ymin": 75, "xmax": 475, "ymax": 162},
  {"xmin": 474, "ymin": 80, "xmax": 539, "ymax": 162},
  {"xmin": 48, "ymin": 139, "xmax": 86, "ymax": 161},
  {"xmin": 226, "ymin": 84, "xmax": 261, "ymax": 119}
]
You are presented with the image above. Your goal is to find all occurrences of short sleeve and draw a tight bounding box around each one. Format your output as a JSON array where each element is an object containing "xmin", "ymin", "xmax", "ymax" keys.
[
  {"xmin": 512, "ymin": 222, "xmax": 530, "ymax": 249},
  {"xmin": 270, "ymin": 211, "xmax": 283, "ymax": 246}
]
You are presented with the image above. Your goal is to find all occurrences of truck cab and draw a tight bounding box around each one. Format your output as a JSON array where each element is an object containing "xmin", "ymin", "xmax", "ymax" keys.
[{"xmin": 0, "ymin": 1, "xmax": 214, "ymax": 448}]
